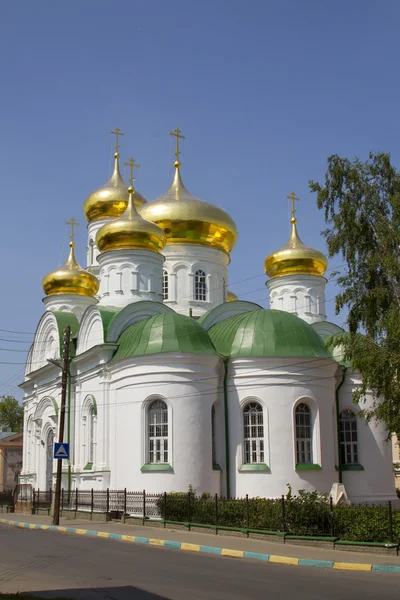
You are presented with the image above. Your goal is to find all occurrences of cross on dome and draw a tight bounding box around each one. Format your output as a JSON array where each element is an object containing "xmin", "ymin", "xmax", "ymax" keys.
[
  {"xmin": 65, "ymin": 217, "xmax": 79, "ymax": 243},
  {"xmin": 124, "ymin": 157, "xmax": 141, "ymax": 187},
  {"xmin": 169, "ymin": 127, "xmax": 185, "ymax": 166},
  {"xmin": 110, "ymin": 126, "xmax": 124, "ymax": 154},
  {"xmin": 286, "ymin": 191, "xmax": 300, "ymax": 223}
]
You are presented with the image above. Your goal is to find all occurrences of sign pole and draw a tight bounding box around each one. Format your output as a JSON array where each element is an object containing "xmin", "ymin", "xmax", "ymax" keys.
[{"xmin": 52, "ymin": 326, "xmax": 71, "ymax": 526}]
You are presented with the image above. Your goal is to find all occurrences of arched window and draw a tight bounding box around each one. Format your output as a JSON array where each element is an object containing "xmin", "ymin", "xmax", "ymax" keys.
[
  {"xmin": 88, "ymin": 406, "xmax": 95, "ymax": 464},
  {"xmin": 89, "ymin": 238, "xmax": 94, "ymax": 265},
  {"xmin": 194, "ymin": 269, "xmax": 207, "ymax": 301},
  {"xmin": 211, "ymin": 405, "xmax": 217, "ymax": 466},
  {"xmin": 162, "ymin": 270, "xmax": 169, "ymax": 300},
  {"xmin": 243, "ymin": 402, "xmax": 264, "ymax": 464},
  {"xmin": 295, "ymin": 403, "xmax": 313, "ymax": 464},
  {"xmin": 222, "ymin": 278, "xmax": 226, "ymax": 302},
  {"xmin": 340, "ymin": 410, "xmax": 359, "ymax": 465},
  {"xmin": 148, "ymin": 400, "xmax": 168, "ymax": 464}
]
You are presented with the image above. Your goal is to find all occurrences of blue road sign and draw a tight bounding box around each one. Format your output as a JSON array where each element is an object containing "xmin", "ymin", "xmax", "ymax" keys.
[{"xmin": 54, "ymin": 443, "xmax": 69, "ymax": 459}]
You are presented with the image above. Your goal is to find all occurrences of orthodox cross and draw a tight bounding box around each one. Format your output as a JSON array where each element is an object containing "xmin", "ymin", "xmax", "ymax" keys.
[
  {"xmin": 110, "ymin": 127, "xmax": 124, "ymax": 153},
  {"xmin": 65, "ymin": 217, "xmax": 79, "ymax": 243},
  {"xmin": 124, "ymin": 157, "xmax": 141, "ymax": 186},
  {"xmin": 286, "ymin": 191, "xmax": 300, "ymax": 221},
  {"xmin": 169, "ymin": 127, "xmax": 185, "ymax": 163}
]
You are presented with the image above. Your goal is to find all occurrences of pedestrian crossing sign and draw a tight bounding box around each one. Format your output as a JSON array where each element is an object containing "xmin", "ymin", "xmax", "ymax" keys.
[{"xmin": 54, "ymin": 443, "xmax": 69, "ymax": 459}]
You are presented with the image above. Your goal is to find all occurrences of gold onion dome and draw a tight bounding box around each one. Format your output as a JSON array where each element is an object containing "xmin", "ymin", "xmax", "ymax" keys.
[
  {"xmin": 96, "ymin": 187, "xmax": 166, "ymax": 253},
  {"xmin": 83, "ymin": 153, "xmax": 146, "ymax": 223},
  {"xmin": 227, "ymin": 290, "xmax": 239, "ymax": 302},
  {"xmin": 42, "ymin": 242, "xmax": 99, "ymax": 297},
  {"xmin": 264, "ymin": 216, "xmax": 328, "ymax": 278},
  {"xmin": 138, "ymin": 162, "xmax": 238, "ymax": 255}
]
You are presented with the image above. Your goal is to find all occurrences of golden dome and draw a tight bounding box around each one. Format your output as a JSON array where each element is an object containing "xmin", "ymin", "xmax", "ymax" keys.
[
  {"xmin": 138, "ymin": 163, "xmax": 237, "ymax": 255},
  {"xmin": 42, "ymin": 242, "xmax": 99, "ymax": 297},
  {"xmin": 83, "ymin": 153, "xmax": 146, "ymax": 223},
  {"xmin": 227, "ymin": 290, "xmax": 239, "ymax": 302},
  {"xmin": 96, "ymin": 187, "xmax": 166, "ymax": 254},
  {"xmin": 264, "ymin": 218, "xmax": 328, "ymax": 278}
]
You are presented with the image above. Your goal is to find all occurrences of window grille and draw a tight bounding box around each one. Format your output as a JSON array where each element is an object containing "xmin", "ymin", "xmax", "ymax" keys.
[
  {"xmin": 340, "ymin": 410, "xmax": 359, "ymax": 465},
  {"xmin": 148, "ymin": 400, "xmax": 168, "ymax": 464},
  {"xmin": 243, "ymin": 402, "xmax": 264, "ymax": 464},
  {"xmin": 195, "ymin": 270, "xmax": 207, "ymax": 301},
  {"xmin": 295, "ymin": 403, "xmax": 313, "ymax": 464},
  {"xmin": 162, "ymin": 270, "xmax": 168, "ymax": 300}
]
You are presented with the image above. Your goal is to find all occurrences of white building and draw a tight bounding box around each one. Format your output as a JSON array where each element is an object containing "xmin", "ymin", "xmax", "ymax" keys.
[{"xmin": 19, "ymin": 132, "xmax": 397, "ymax": 504}]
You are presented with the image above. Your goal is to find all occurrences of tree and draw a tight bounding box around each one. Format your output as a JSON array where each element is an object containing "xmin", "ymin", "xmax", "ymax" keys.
[
  {"xmin": 309, "ymin": 152, "xmax": 400, "ymax": 436},
  {"xmin": 0, "ymin": 396, "xmax": 24, "ymax": 432}
]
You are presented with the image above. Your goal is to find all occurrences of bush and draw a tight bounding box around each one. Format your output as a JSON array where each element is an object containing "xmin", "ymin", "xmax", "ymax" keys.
[{"xmin": 157, "ymin": 486, "xmax": 400, "ymax": 543}]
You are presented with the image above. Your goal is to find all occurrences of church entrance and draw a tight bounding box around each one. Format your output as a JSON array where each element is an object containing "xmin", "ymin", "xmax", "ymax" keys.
[{"xmin": 45, "ymin": 430, "xmax": 54, "ymax": 490}]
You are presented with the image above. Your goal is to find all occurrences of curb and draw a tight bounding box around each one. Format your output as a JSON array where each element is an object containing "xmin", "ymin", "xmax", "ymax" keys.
[{"xmin": 1, "ymin": 518, "xmax": 400, "ymax": 573}]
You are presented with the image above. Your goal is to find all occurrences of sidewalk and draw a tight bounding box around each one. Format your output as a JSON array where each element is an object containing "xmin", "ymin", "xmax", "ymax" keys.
[{"xmin": 2, "ymin": 512, "xmax": 400, "ymax": 572}]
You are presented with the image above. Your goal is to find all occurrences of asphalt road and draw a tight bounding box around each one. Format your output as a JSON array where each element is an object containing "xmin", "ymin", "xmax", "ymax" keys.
[{"xmin": 0, "ymin": 525, "xmax": 398, "ymax": 600}]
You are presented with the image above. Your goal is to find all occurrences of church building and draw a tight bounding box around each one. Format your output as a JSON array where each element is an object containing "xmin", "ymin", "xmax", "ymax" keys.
[{"xmin": 19, "ymin": 128, "xmax": 397, "ymax": 504}]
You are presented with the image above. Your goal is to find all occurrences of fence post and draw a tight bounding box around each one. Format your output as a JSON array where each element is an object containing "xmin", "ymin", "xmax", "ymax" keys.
[
  {"xmin": 123, "ymin": 488, "xmax": 127, "ymax": 523},
  {"xmin": 75, "ymin": 488, "xmax": 78, "ymax": 516},
  {"xmin": 61, "ymin": 488, "xmax": 64, "ymax": 516},
  {"xmin": 106, "ymin": 488, "xmax": 110, "ymax": 516},
  {"xmin": 37, "ymin": 488, "xmax": 40, "ymax": 515},
  {"xmin": 245, "ymin": 494, "xmax": 250, "ymax": 530},
  {"xmin": 188, "ymin": 489, "xmax": 192, "ymax": 525},
  {"xmin": 91, "ymin": 489, "xmax": 94, "ymax": 520},
  {"xmin": 388, "ymin": 500, "xmax": 393, "ymax": 543},
  {"xmin": 49, "ymin": 488, "xmax": 52, "ymax": 516},
  {"xmin": 281, "ymin": 495, "xmax": 286, "ymax": 533},
  {"xmin": 163, "ymin": 492, "xmax": 167, "ymax": 526},
  {"xmin": 143, "ymin": 489, "xmax": 146, "ymax": 525},
  {"xmin": 215, "ymin": 493, "xmax": 219, "ymax": 531},
  {"xmin": 329, "ymin": 496, "xmax": 334, "ymax": 537}
]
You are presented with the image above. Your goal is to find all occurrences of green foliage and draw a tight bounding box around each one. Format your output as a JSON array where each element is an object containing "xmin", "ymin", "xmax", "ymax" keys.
[
  {"xmin": 158, "ymin": 487, "xmax": 400, "ymax": 543},
  {"xmin": 396, "ymin": 488, "xmax": 400, "ymax": 499},
  {"xmin": 0, "ymin": 396, "xmax": 23, "ymax": 433},
  {"xmin": 310, "ymin": 153, "xmax": 400, "ymax": 435}
]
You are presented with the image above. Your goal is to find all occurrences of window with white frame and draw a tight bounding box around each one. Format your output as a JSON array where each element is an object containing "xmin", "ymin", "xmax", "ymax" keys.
[
  {"xmin": 211, "ymin": 405, "xmax": 217, "ymax": 466},
  {"xmin": 194, "ymin": 269, "xmax": 207, "ymax": 301},
  {"xmin": 295, "ymin": 403, "xmax": 313, "ymax": 464},
  {"xmin": 148, "ymin": 399, "xmax": 168, "ymax": 464},
  {"xmin": 88, "ymin": 405, "xmax": 95, "ymax": 464},
  {"xmin": 340, "ymin": 410, "xmax": 359, "ymax": 465},
  {"xmin": 162, "ymin": 269, "xmax": 169, "ymax": 300},
  {"xmin": 243, "ymin": 402, "xmax": 264, "ymax": 464}
]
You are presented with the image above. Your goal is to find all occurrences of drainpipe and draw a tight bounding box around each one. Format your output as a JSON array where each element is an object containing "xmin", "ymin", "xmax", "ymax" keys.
[
  {"xmin": 67, "ymin": 369, "xmax": 72, "ymax": 501},
  {"xmin": 335, "ymin": 366, "xmax": 347, "ymax": 484},
  {"xmin": 223, "ymin": 358, "xmax": 231, "ymax": 499}
]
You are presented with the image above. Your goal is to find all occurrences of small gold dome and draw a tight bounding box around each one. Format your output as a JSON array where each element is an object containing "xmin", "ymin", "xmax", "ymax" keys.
[
  {"xmin": 42, "ymin": 242, "xmax": 99, "ymax": 297},
  {"xmin": 83, "ymin": 153, "xmax": 146, "ymax": 223},
  {"xmin": 265, "ymin": 218, "xmax": 328, "ymax": 278},
  {"xmin": 138, "ymin": 164, "xmax": 237, "ymax": 255},
  {"xmin": 227, "ymin": 290, "xmax": 239, "ymax": 302},
  {"xmin": 96, "ymin": 188, "xmax": 166, "ymax": 254}
]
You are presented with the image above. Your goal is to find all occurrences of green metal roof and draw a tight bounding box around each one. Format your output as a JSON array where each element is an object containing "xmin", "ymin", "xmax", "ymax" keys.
[
  {"xmin": 98, "ymin": 307, "xmax": 121, "ymax": 340},
  {"xmin": 209, "ymin": 309, "xmax": 331, "ymax": 358},
  {"xmin": 53, "ymin": 312, "xmax": 80, "ymax": 358},
  {"xmin": 113, "ymin": 312, "xmax": 218, "ymax": 361}
]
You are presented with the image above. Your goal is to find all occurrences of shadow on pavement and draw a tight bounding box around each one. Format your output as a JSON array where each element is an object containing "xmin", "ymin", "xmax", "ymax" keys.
[{"xmin": 28, "ymin": 586, "xmax": 170, "ymax": 599}]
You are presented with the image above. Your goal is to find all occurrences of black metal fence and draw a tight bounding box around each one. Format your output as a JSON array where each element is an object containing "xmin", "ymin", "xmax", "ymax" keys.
[
  {"xmin": 0, "ymin": 490, "xmax": 13, "ymax": 507},
  {"xmin": 29, "ymin": 488, "xmax": 400, "ymax": 544}
]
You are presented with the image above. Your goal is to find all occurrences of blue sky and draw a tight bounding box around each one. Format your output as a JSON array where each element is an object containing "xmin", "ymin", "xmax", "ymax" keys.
[{"xmin": 0, "ymin": 0, "xmax": 399, "ymax": 398}]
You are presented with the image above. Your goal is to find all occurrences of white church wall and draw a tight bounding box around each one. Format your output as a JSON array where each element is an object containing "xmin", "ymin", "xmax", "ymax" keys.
[
  {"xmin": 267, "ymin": 274, "xmax": 327, "ymax": 324},
  {"xmin": 107, "ymin": 354, "xmax": 221, "ymax": 495},
  {"xmin": 162, "ymin": 244, "xmax": 229, "ymax": 318},
  {"xmin": 339, "ymin": 371, "xmax": 396, "ymax": 504},
  {"xmin": 227, "ymin": 357, "xmax": 338, "ymax": 499},
  {"xmin": 97, "ymin": 249, "xmax": 164, "ymax": 307}
]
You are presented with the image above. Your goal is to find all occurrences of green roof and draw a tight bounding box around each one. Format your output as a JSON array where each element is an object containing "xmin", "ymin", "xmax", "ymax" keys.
[
  {"xmin": 98, "ymin": 306, "xmax": 121, "ymax": 340},
  {"xmin": 113, "ymin": 312, "xmax": 218, "ymax": 361},
  {"xmin": 209, "ymin": 309, "xmax": 331, "ymax": 358},
  {"xmin": 322, "ymin": 333, "xmax": 352, "ymax": 368}
]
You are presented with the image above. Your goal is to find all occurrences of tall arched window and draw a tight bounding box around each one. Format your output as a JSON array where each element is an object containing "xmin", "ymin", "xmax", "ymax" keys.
[
  {"xmin": 162, "ymin": 270, "xmax": 169, "ymax": 300},
  {"xmin": 295, "ymin": 403, "xmax": 313, "ymax": 464},
  {"xmin": 88, "ymin": 406, "xmax": 95, "ymax": 464},
  {"xmin": 211, "ymin": 405, "xmax": 217, "ymax": 466},
  {"xmin": 148, "ymin": 400, "xmax": 168, "ymax": 464},
  {"xmin": 340, "ymin": 410, "xmax": 359, "ymax": 465},
  {"xmin": 89, "ymin": 238, "xmax": 94, "ymax": 265},
  {"xmin": 194, "ymin": 269, "xmax": 207, "ymax": 301},
  {"xmin": 222, "ymin": 278, "xmax": 226, "ymax": 302},
  {"xmin": 243, "ymin": 402, "xmax": 264, "ymax": 464}
]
